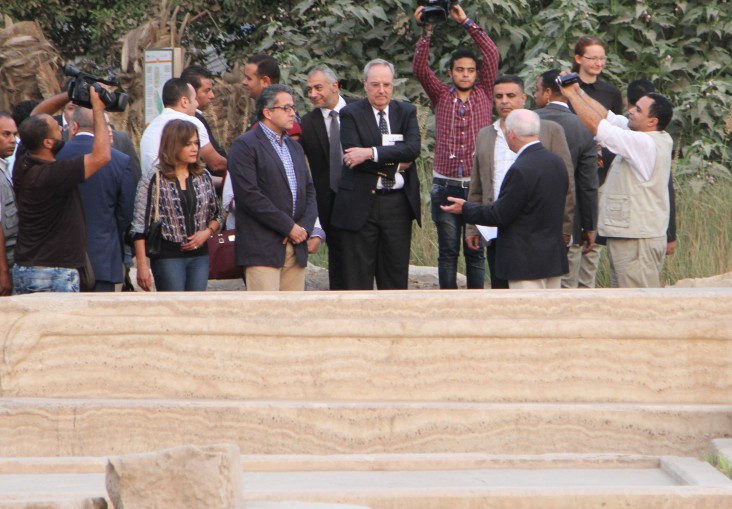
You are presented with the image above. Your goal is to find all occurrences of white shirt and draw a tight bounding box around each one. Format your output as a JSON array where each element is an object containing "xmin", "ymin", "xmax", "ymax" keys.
[
  {"xmin": 139, "ymin": 108, "xmax": 211, "ymax": 181},
  {"xmin": 320, "ymin": 96, "xmax": 347, "ymax": 137},
  {"xmin": 369, "ymin": 105, "xmax": 404, "ymax": 190},
  {"xmin": 515, "ymin": 139, "xmax": 540, "ymax": 158},
  {"xmin": 492, "ymin": 120, "xmax": 517, "ymax": 202},
  {"xmin": 596, "ymin": 111, "xmax": 657, "ymax": 182}
]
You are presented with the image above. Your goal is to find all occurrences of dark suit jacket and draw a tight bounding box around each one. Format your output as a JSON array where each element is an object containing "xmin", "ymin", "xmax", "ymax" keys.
[
  {"xmin": 112, "ymin": 130, "xmax": 141, "ymax": 184},
  {"xmin": 228, "ymin": 126, "xmax": 317, "ymax": 268},
  {"xmin": 463, "ymin": 142, "xmax": 569, "ymax": 281},
  {"xmin": 331, "ymin": 99, "xmax": 421, "ymax": 231},
  {"xmin": 466, "ymin": 120, "xmax": 574, "ymax": 238},
  {"xmin": 299, "ymin": 97, "xmax": 355, "ymax": 229},
  {"xmin": 536, "ymin": 103, "xmax": 598, "ymax": 243},
  {"xmin": 57, "ymin": 134, "xmax": 135, "ymax": 283}
]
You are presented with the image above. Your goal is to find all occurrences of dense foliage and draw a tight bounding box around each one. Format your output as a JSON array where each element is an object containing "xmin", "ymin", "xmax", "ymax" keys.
[{"xmin": 3, "ymin": 0, "xmax": 731, "ymax": 185}]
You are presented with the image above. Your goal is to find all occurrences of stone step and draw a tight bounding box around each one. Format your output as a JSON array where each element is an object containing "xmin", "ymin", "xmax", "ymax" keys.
[
  {"xmin": 2, "ymin": 290, "xmax": 732, "ymax": 404},
  {"xmin": 1, "ymin": 398, "xmax": 730, "ymax": 457},
  {"xmin": 0, "ymin": 454, "xmax": 730, "ymax": 509}
]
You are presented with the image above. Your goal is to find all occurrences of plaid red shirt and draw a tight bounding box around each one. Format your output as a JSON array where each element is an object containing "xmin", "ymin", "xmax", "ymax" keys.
[{"xmin": 413, "ymin": 20, "xmax": 499, "ymax": 178}]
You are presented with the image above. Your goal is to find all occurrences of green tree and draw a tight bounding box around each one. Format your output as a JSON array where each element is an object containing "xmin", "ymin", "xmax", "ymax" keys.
[{"xmin": 3, "ymin": 0, "xmax": 731, "ymax": 183}]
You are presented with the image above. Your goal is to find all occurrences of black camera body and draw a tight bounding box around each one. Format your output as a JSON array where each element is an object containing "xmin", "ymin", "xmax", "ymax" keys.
[
  {"xmin": 555, "ymin": 72, "xmax": 580, "ymax": 88},
  {"xmin": 418, "ymin": 0, "xmax": 460, "ymax": 25},
  {"xmin": 63, "ymin": 65, "xmax": 129, "ymax": 112}
]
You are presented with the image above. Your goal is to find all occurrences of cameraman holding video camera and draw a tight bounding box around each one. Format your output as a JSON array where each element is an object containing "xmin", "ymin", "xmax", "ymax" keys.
[
  {"xmin": 413, "ymin": 1, "xmax": 499, "ymax": 289},
  {"xmin": 12, "ymin": 86, "xmax": 111, "ymax": 293}
]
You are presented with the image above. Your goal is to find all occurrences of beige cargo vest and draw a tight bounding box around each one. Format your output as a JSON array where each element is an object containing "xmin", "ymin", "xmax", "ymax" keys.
[{"xmin": 598, "ymin": 130, "xmax": 672, "ymax": 239}]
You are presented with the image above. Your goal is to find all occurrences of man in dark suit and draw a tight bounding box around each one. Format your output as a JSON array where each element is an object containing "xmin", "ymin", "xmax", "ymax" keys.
[
  {"xmin": 443, "ymin": 109, "xmax": 569, "ymax": 289},
  {"xmin": 534, "ymin": 69, "xmax": 598, "ymax": 288},
  {"xmin": 58, "ymin": 106, "xmax": 136, "ymax": 292},
  {"xmin": 466, "ymin": 75, "xmax": 574, "ymax": 289},
  {"xmin": 228, "ymin": 84, "xmax": 317, "ymax": 291},
  {"xmin": 331, "ymin": 59, "xmax": 421, "ymax": 290},
  {"xmin": 299, "ymin": 65, "xmax": 353, "ymax": 289}
]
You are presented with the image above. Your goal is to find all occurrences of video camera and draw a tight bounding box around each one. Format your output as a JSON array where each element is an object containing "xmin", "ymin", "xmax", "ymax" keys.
[
  {"xmin": 63, "ymin": 65, "xmax": 129, "ymax": 112},
  {"xmin": 418, "ymin": 0, "xmax": 460, "ymax": 25},
  {"xmin": 555, "ymin": 73, "xmax": 580, "ymax": 88}
]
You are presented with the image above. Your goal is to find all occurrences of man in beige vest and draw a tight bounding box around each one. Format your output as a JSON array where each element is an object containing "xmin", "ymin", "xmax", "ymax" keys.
[{"xmin": 560, "ymin": 81, "xmax": 674, "ymax": 288}]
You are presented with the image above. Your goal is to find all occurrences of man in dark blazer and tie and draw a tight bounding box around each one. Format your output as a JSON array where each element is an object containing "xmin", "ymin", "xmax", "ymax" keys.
[
  {"xmin": 228, "ymin": 84, "xmax": 317, "ymax": 291},
  {"xmin": 58, "ymin": 106, "xmax": 135, "ymax": 292},
  {"xmin": 534, "ymin": 69, "xmax": 599, "ymax": 288},
  {"xmin": 443, "ymin": 109, "xmax": 568, "ymax": 288},
  {"xmin": 331, "ymin": 59, "xmax": 421, "ymax": 290},
  {"xmin": 299, "ymin": 65, "xmax": 353, "ymax": 290}
]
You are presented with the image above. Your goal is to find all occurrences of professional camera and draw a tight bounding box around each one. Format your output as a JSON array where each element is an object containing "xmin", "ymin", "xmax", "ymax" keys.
[
  {"xmin": 418, "ymin": 0, "xmax": 460, "ymax": 25},
  {"xmin": 555, "ymin": 72, "xmax": 580, "ymax": 88},
  {"xmin": 63, "ymin": 65, "xmax": 129, "ymax": 112}
]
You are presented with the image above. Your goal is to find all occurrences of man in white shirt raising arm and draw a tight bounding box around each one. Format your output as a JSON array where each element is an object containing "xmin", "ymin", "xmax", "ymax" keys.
[{"xmin": 560, "ymin": 78, "xmax": 674, "ymax": 288}]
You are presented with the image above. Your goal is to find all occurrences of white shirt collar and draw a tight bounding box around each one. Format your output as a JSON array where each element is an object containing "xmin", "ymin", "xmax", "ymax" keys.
[
  {"xmin": 515, "ymin": 139, "xmax": 540, "ymax": 157},
  {"xmin": 320, "ymin": 96, "xmax": 347, "ymax": 120},
  {"xmin": 372, "ymin": 105, "xmax": 389, "ymax": 119},
  {"xmin": 549, "ymin": 101, "xmax": 570, "ymax": 109}
]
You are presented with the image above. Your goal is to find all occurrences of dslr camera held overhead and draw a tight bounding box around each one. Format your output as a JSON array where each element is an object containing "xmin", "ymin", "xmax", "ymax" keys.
[
  {"xmin": 63, "ymin": 64, "xmax": 129, "ymax": 112},
  {"xmin": 418, "ymin": 0, "xmax": 460, "ymax": 24}
]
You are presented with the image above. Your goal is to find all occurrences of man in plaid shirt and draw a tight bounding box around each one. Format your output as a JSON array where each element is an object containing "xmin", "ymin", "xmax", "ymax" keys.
[{"xmin": 413, "ymin": 3, "xmax": 499, "ymax": 289}]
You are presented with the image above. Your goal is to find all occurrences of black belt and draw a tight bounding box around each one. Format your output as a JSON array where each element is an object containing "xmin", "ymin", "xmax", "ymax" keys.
[
  {"xmin": 433, "ymin": 177, "xmax": 470, "ymax": 189},
  {"xmin": 374, "ymin": 187, "xmax": 403, "ymax": 195}
]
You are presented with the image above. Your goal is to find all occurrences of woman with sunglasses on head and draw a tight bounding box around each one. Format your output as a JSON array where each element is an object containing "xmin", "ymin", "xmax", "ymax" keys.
[{"xmin": 133, "ymin": 119, "xmax": 220, "ymax": 291}]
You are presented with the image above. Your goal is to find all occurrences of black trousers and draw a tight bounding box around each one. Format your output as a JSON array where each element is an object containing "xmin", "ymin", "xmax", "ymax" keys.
[
  {"xmin": 324, "ymin": 224, "xmax": 345, "ymax": 290},
  {"xmin": 486, "ymin": 240, "xmax": 509, "ymax": 289},
  {"xmin": 339, "ymin": 190, "xmax": 413, "ymax": 290}
]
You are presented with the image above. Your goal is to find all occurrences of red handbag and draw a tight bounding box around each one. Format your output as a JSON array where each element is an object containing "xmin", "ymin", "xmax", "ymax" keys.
[{"xmin": 207, "ymin": 230, "xmax": 241, "ymax": 280}]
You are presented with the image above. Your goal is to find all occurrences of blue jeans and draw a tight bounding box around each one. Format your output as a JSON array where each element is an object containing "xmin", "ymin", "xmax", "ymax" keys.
[
  {"xmin": 151, "ymin": 255, "xmax": 209, "ymax": 291},
  {"xmin": 430, "ymin": 183, "xmax": 485, "ymax": 289},
  {"xmin": 12, "ymin": 265, "xmax": 80, "ymax": 294}
]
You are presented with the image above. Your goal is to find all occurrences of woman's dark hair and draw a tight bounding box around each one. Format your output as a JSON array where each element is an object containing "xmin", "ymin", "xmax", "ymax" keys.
[
  {"xmin": 571, "ymin": 36, "xmax": 606, "ymax": 73},
  {"xmin": 157, "ymin": 119, "xmax": 204, "ymax": 180}
]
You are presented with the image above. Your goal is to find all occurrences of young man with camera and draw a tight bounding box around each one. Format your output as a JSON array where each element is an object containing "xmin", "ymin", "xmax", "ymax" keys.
[{"xmin": 412, "ymin": 2, "xmax": 499, "ymax": 289}]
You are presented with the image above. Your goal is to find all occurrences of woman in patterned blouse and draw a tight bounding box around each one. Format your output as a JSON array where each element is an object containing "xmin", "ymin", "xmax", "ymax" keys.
[{"xmin": 133, "ymin": 119, "xmax": 220, "ymax": 291}]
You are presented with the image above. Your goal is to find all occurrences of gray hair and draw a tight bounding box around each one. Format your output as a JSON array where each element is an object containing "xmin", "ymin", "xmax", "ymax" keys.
[
  {"xmin": 71, "ymin": 105, "xmax": 94, "ymax": 130},
  {"xmin": 256, "ymin": 84, "xmax": 295, "ymax": 121},
  {"xmin": 363, "ymin": 59, "xmax": 395, "ymax": 82},
  {"xmin": 308, "ymin": 65, "xmax": 338, "ymax": 84},
  {"xmin": 505, "ymin": 109, "xmax": 540, "ymax": 137}
]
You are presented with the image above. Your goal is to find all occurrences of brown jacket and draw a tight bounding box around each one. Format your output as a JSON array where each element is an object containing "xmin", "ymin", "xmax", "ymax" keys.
[{"xmin": 466, "ymin": 119, "xmax": 575, "ymax": 239}]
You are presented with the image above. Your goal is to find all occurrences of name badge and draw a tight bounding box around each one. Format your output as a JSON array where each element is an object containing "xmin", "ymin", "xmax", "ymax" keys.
[{"xmin": 382, "ymin": 134, "xmax": 403, "ymax": 146}]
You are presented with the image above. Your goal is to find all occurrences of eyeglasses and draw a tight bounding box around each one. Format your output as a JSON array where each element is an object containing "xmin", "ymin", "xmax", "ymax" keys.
[
  {"xmin": 582, "ymin": 56, "xmax": 607, "ymax": 63},
  {"xmin": 268, "ymin": 104, "xmax": 296, "ymax": 113}
]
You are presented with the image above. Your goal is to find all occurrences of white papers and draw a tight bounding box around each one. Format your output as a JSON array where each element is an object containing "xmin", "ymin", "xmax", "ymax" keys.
[{"xmin": 477, "ymin": 225, "xmax": 497, "ymax": 242}]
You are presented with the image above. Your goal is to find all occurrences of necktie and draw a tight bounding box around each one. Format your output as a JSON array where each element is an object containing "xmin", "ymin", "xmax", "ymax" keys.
[
  {"xmin": 378, "ymin": 111, "xmax": 395, "ymax": 190},
  {"xmin": 328, "ymin": 110, "xmax": 342, "ymax": 192}
]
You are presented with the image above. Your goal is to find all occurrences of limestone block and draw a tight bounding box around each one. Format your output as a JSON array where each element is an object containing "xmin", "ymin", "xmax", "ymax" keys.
[
  {"xmin": 245, "ymin": 504, "xmax": 370, "ymax": 509},
  {"xmin": 672, "ymin": 272, "xmax": 732, "ymax": 288},
  {"xmin": 0, "ymin": 500, "xmax": 106, "ymax": 509},
  {"xmin": 2, "ymin": 290, "xmax": 732, "ymax": 404},
  {"xmin": 1, "ymin": 399, "xmax": 731, "ymax": 457},
  {"xmin": 105, "ymin": 444, "xmax": 241, "ymax": 509}
]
